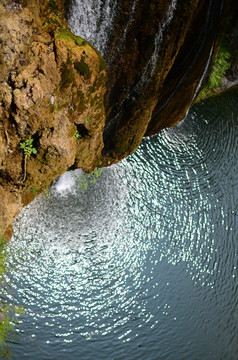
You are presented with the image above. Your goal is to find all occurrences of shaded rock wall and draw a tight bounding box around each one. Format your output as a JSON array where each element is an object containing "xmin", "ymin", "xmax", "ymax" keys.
[{"xmin": 102, "ymin": 0, "xmax": 226, "ymax": 164}]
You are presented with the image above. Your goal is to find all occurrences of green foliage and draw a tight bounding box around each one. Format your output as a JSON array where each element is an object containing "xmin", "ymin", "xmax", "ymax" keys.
[
  {"xmin": 74, "ymin": 131, "xmax": 82, "ymax": 140},
  {"xmin": 87, "ymin": 167, "xmax": 103, "ymax": 184},
  {"xmin": 0, "ymin": 237, "xmax": 7, "ymax": 281},
  {"xmin": 73, "ymin": 166, "xmax": 103, "ymax": 190},
  {"xmin": 30, "ymin": 183, "xmax": 51, "ymax": 200},
  {"xmin": 43, "ymin": 187, "xmax": 50, "ymax": 200},
  {"xmin": 74, "ymin": 60, "xmax": 91, "ymax": 79},
  {"xmin": 49, "ymin": 0, "xmax": 57, "ymax": 9},
  {"xmin": 20, "ymin": 137, "xmax": 37, "ymax": 158},
  {"xmin": 30, "ymin": 186, "xmax": 41, "ymax": 198},
  {"xmin": 207, "ymin": 46, "xmax": 230, "ymax": 89},
  {"xmin": 55, "ymin": 28, "xmax": 85, "ymax": 47},
  {"xmin": 0, "ymin": 304, "xmax": 25, "ymax": 359},
  {"xmin": 77, "ymin": 176, "xmax": 88, "ymax": 190},
  {"xmin": 198, "ymin": 44, "xmax": 231, "ymax": 100}
]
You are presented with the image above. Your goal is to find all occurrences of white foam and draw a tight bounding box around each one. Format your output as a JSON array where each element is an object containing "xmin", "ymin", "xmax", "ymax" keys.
[{"xmin": 53, "ymin": 169, "xmax": 83, "ymax": 195}]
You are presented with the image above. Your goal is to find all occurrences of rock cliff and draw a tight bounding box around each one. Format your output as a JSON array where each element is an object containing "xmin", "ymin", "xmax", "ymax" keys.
[
  {"xmin": 102, "ymin": 0, "xmax": 228, "ymax": 163},
  {"xmin": 0, "ymin": 0, "xmax": 237, "ymax": 240},
  {"xmin": 0, "ymin": 0, "xmax": 107, "ymax": 239}
]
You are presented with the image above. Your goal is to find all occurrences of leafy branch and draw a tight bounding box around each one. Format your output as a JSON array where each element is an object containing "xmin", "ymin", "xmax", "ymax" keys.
[{"xmin": 20, "ymin": 136, "xmax": 37, "ymax": 182}]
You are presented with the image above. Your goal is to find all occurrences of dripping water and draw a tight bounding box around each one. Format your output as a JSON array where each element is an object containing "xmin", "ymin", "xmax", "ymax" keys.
[
  {"xmin": 138, "ymin": 0, "xmax": 177, "ymax": 87},
  {"xmin": 68, "ymin": 0, "xmax": 118, "ymax": 55}
]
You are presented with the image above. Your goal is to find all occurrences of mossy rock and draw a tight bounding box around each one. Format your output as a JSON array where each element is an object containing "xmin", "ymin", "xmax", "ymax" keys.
[
  {"xmin": 60, "ymin": 62, "xmax": 76, "ymax": 90},
  {"xmin": 74, "ymin": 60, "xmax": 91, "ymax": 79},
  {"xmin": 55, "ymin": 28, "xmax": 85, "ymax": 47}
]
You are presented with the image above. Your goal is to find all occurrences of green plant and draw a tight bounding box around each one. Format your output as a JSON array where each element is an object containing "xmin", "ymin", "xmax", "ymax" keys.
[
  {"xmin": 20, "ymin": 137, "xmax": 37, "ymax": 157},
  {"xmin": 87, "ymin": 167, "xmax": 102, "ymax": 184},
  {"xmin": 72, "ymin": 166, "xmax": 103, "ymax": 190},
  {"xmin": 0, "ymin": 237, "xmax": 7, "ymax": 281},
  {"xmin": 49, "ymin": 0, "xmax": 57, "ymax": 9},
  {"xmin": 20, "ymin": 136, "xmax": 37, "ymax": 182},
  {"xmin": 198, "ymin": 44, "xmax": 231, "ymax": 100},
  {"xmin": 74, "ymin": 131, "xmax": 82, "ymax": 140},
  {"xmin": 78, "ymin": 176, "xmax": 88, "ymax": 190},
  {"xmin": 30, "ymin": 186, "xmax": 41, "ymax": 198},
  {"xmin": 207, "ymin": 46, "xmax": 230, "ymax": 89},
  {"xmin": 43, "ymin": 187, "xmax": 50, "ymax": 200},
  {"xmin": 30, "ymin": 182, "xmax": 51, "ymax": 200}
]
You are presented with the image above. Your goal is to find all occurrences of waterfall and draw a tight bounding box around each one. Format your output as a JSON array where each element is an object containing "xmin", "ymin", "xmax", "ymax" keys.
[
  {"xmin": 68, "ymin": 0, "xmax": 118, "ymax": 55},
  {"xmin": 138, "ymin": 0, "xmax": 177, "ymax": 90}
]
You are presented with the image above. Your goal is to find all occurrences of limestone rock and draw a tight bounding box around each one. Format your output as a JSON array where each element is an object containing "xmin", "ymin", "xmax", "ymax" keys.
[
  {"xmin": 0, "ymin": 0, "xmax": 107, "ymax": 239},
  {"xmin": 102, "ymin": 0, "xmax": 229, "ymax": 164}
]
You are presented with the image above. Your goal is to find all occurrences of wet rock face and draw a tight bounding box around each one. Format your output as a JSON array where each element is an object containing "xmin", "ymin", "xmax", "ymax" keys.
[
  {"xmin": 102, "ymin": 0, "xmax": 226, "ymax": 163},
  {"xmin": 0, "ymin": 0, "xmax": 107, "ymax": 239},
  {"xmin": 0, "ymin": 0, "xmax": 233, "ymax": 239}
]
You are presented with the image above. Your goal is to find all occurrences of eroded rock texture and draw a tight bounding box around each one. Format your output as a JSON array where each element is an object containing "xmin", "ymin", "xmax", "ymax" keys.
[
  {"xmin": 0, "ymin": 0, "xmax": 235, "ymax": 240},
  {"xmin": 102, "ymin": 0, "xmax": 226, "ymax": 164},
  {"xmin": 0, "ymin": 0, "xmax": 107, "ymax": 239}
]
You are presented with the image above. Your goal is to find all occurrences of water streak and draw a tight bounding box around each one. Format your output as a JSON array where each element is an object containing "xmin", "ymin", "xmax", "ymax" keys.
[
  {"xmin": 68, "ymin": 0, "xmax": 118, "ymax": 55},
  {"xmin": 138, "ymin": 0, "xmax": 177, "ymax": 88}
]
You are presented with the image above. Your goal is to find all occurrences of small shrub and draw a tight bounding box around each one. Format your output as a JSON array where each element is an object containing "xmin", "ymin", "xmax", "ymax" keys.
[{"xmin": 20, "ymin": 137, "xmax": 37, "ymax": 158}]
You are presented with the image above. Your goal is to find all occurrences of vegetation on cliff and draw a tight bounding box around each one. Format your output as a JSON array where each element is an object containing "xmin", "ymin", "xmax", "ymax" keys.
[{"xmin": 0, "ymin": 0, "xmax": 107, "ymax": 240}]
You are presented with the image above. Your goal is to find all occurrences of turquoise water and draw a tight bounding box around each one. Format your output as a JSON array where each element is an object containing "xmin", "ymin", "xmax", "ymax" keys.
[{"xmin": 2, "ymin": 89, "xmax": 238, "ymax": 359}]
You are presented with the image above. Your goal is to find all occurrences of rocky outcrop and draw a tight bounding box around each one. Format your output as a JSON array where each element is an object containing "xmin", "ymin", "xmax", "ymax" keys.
[
  {"xmin": 0, "ymin": 0, "xmax": 107, "ymax": 239},
  {"xmin": 0, "ymin": 0, "xmax": 236, "ymax": 240},
  {"xmin": 102, "ymin": 0, "xmax": 227, "ymax": 164}
]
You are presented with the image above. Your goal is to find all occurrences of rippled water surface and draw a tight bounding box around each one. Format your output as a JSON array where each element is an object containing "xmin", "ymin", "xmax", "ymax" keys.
[{"xmin": 2, "ymin": 89, "xmax": 238, "ymax": 359}]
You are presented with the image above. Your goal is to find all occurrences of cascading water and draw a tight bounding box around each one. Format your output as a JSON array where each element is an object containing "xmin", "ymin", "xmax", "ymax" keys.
[
  {"xmin": 68, "ymin": 0, "xmax": 118, "ymax": 55},
  {"xmin": 68, "ymin": 0, "xmax": 177, "ymax": 84},
  {"xmin": 139, "ymin": 0, "xmax": 177, "ymax": 86}
]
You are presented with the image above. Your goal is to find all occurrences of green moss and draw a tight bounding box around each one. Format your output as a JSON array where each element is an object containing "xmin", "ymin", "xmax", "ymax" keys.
[
  {"xmin": 60, "ymin": 63, "xmax": 75, "ymax": 90},
  {"xmin": 49, "ymin": 0, "xmax": 58, "ymax": 9},
  {"xmin": 55, "ymin": 28, "xmax": 85, "ymax": 47},
  {"xmin": 99, "ymin": 56, "xmax": 107, "ymax": 72},
  {"xmin": 76, "ymin": 90, "xmax": 86, "ymax": 113},
  {"xmin": 207, "ymin": 45, "xmax": 230, "ymax": 88},
  {"xmin": 43, "ymin": 17, "xmax": 61, "ymax": 29},
  {"xmin": 74, "ymin": 60, "xmax": 91, "ymax": 79},
  {"xmin": 198, "ymin": 44, "xmax": 231, "ymax": 100},
  {"xmin": 74, "ymin": 35, "xmax": 85, "ymax": 47}
]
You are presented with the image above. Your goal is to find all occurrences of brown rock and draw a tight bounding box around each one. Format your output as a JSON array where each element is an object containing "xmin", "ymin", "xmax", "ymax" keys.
[
  {"xmin": 0, "ymin": 0, "xmax": 107, "ymax": 239},
  {"xmin": 102, "ymin": 0, "xmax": 228, "ymax": 163}
]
